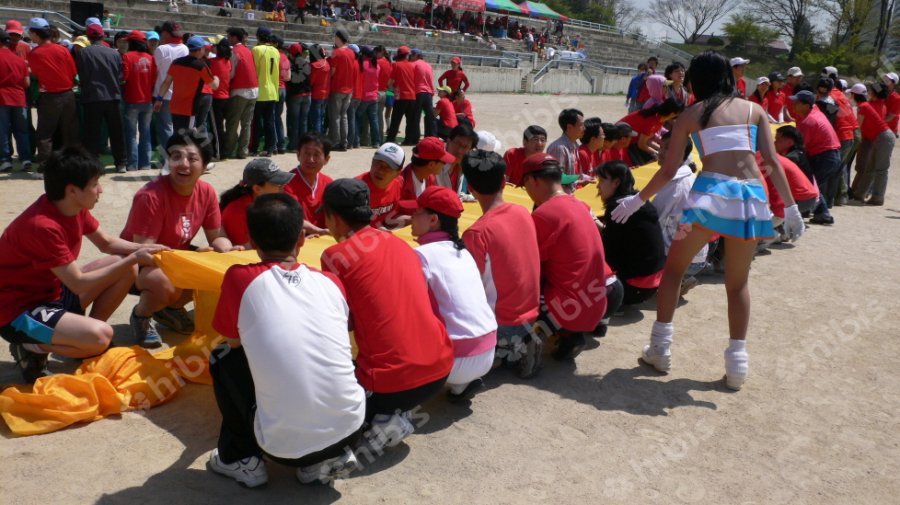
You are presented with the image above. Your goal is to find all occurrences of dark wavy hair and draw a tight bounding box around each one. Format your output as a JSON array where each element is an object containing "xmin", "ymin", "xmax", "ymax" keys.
[
  {"xmin": 594, "ymin": 160, "xmax": 637, "ymax": 220},
  {"xmin": 687, "ymin": 51, "xmax": 737, "ymax": 128}
]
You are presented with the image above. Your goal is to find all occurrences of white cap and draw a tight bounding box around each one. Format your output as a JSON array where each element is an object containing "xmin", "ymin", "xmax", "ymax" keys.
[
  {"xmin": 839, "ymin": 78, "xmax": 848, "ymax": 89},
  {"xmin": 372, "ymin": 142, "xmax": 405, "ymax": 170},
  {"xmin": 730, "ymin": 57, "xmax": 750, "ymax": 67},
  {"xmin": 849, "ymin": 83, "xmax": 868, "ymax": 96},
  {"xmin": 822, "ymin": 66, "xmax": 838, "ymax": 77},
  {"xmin": 787, "ymin": 67, "xmax": 803, "ymax": 77},
  {"xmin": 882, "ymin": 72, "xmax": 899, "ymax": 84},
  {"xmin": 756, "ymin": 76, "xmax": 770, "ymax": 86},
  {"xmin": 476, "ymin": 131, "xmax": 501, "ymax": 152}
]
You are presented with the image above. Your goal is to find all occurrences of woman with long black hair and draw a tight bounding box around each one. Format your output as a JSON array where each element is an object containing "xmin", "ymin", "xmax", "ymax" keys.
[{"xmin": 617, "ymin": 98, "xmax": 684, "ymax": 166}]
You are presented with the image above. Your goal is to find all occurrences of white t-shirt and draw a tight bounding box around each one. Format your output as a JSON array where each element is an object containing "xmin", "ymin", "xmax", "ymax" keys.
[
  {"xmin": 213, "ymin": 262, "xmax": 365, "ymax": 459},
  {"xmin": 415, "ymin": 238, "xmax": 497, "ymax": 340},
  {"xmin": 154, "ymin": 42, "xmax": 189, "ymax": 99}
]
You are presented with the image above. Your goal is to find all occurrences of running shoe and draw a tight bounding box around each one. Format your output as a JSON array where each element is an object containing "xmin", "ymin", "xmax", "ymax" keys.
[
  {"xmin": 131, "ymin": 309, "xmax": 162, "ymax": 348},
  {"xmin": 207, "ymin": 448, "xmax": 268, "ymax": 488},
  {"xmin": 366, "ymin": 413, "xmax": 414, "ymax": 452},
  {"xmin": 9, "ymin": 343, "xmax": 51, "ymax": 383},
  {"xmin": 297, "ymin": 447, "xmax": 359, "ymax": 484},
  {"xmin": 152, "ymin": 307, "xmax": 194, "ymax": 335},
  {"xmin": 640, "ymin": 344, "xmax": 672, "ymax": 373}
]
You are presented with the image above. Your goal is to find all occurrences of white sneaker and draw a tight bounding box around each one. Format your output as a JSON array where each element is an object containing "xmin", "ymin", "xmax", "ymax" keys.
[
  {"xmin": 366, "ymin": 413, "xmax": 414, "ymax": 452},
  {"xmin": 641, "ymin": 344, "xmax": 672, "ymax": 373},
  {"xmin": 297, "ymin": 447, "xmax": 359, "ymax": 484},
  {"xmin": 207, "ymin": 448, "xmax": 268, "ymax": 488},
  {"xmin": 724, "ymin": 349, "xmax": 749, "ymax": 391}
]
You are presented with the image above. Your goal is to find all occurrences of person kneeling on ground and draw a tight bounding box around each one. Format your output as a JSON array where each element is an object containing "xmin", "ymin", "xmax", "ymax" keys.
[
  {"xmin": 208, "ymin": 193, "xmax": 365, "ymax": 488},
  {"xmin": 121, "ymin": 130, "xmax": 240, "ymax": 348},
  {"xmin": 321, "ymin": 179, "xmax": 454, "ymax": 452},
  {"xmin": 0, "ymin": 147, "xmax": 166, "ymax": 383}
]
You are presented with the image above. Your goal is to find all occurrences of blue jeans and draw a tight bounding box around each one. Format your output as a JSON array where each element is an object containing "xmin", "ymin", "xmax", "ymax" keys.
[
  {"xmin": 0, "ymin": 105, "xmax": 31, "ymax": 163},
  {"xmin": 286, "ymin": 94, "xmax": 310, "ymax": 150},
  {"xmin": 356, "ymin": 100, "xmax": 380, "ymax": 146},
  {"xmin": 124, "ymin": 102, "xmax": 153, "ymax": 169},
  {"xmin": 153, "ymin": 100, "xmax": 173, "ymax": 158},
  {"xmin": 348, "ymin": 98, "xmax": 360, "ymax": 147},
  {"xmin": 274, "ymin": 88, "xmax": 286, "ymax": 151},
  {"xmin": 310, "ymin": 98, "xmax": 326, "ymax": 134}
]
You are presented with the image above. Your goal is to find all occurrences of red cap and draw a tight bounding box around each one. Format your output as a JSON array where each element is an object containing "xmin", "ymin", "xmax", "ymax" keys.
[
  {"xmin": 289, "ymin": 42, "xmax": 304, "ymax": 56},
  {"xmin": 398, "ymin": 186, "xmax": 464, "ymax": 218},
  {"xmin": 451, "ymin": 56, "xmax": 461, "ymax": 64},
  {"xmin": 85, "ymin": 24, "xmax": 105, "ymax": 39},
  {"xmin": 414, "ymin": 136, "xmax": 455, "ymax": 164},
  {"xmin": 397, "ymin": 45, "xmax": 410, "ymax": 55},
  {"xmin": 518, "ymin": 153, "xmax": 558, "ymax": 186},
  {"xmin": 126, "ymin": 30, "xmax": 146, "ymax": 42},
  {"xmin": 5, "ymin": 20, "xmax": 24, "ymax": 35}
]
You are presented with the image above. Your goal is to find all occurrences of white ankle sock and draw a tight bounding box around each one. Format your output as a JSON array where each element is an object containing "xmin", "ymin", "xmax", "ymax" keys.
[
  {"xmin": 650, "ymin": 321, "xmax": 673, "ymax": 350},
  {"xmin": 23, "ymin": 343, "xmax": 49, "ymax": 354},
  {"xmin": 724, "ymin": 340, "xmax": 749, "ymax": 377},
  {"xmin": 727, "ymin": 339, "xmax": 746, "ymax": 353}
]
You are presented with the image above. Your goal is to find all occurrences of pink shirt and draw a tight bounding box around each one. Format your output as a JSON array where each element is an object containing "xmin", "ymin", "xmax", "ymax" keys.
[
  {"xmin": 413, "ymin": 58, "xmax": 434, "ymax": 95},
  {"xmin": 361, "ymin": 59, "xmax": 379, "ymax": 101}
]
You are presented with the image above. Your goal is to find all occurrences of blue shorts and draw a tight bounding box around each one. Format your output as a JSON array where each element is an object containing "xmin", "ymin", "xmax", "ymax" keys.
[{"xmin": 0, "ymin": 287, "xmax": 83, "ymax": 345}]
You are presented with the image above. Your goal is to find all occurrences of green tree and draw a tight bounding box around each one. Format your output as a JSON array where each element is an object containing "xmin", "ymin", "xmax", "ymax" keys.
[{"xmin": 722, "ymin": 12, "xmax": 780, "ymax": 53}]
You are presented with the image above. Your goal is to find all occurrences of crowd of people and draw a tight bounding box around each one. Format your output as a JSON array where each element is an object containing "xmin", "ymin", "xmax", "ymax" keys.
[
  {"xmin": 0, "ymin": 12, "xmax": 895, "ymax": 490},
  {"xmin": 0, "ymin": 18, "xmax": 477, "ymax": 177}
]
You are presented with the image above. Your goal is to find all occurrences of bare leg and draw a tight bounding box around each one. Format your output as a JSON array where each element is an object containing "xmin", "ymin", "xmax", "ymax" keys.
[
  {"xmin": 134, "ymin": 265, "xmax": 183, "ymax": 318},
  {"xmin": 79, "ymin": 255, "xmax": 138, "ymax": 321},
  {"xmin": 722, "ymin": 237, "xmax": 757, "ymax": 341},
  {"xmin": 36, "ymin": 312, "xmax": 113, "ymax": 358}
]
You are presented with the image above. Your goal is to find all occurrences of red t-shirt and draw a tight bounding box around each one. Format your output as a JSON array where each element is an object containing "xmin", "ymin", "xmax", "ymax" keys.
[
  {"xmin": 413, "ymin": 59, "xmax": 434, "ymax": 95},
  {"xmin": 27, "ymin": 43, "xmax": 77, "ymax": 93},
  {"xmin": 884, "ymin": 91, "xmax": 900, "ymax": 134},
  {"xmin": 870, "ymin": 98, "xmax": 886, "ymax": 117},
  {"xmin": 10, "ymin": 41, "xmax": 30, "ymax": 60},
  {"xmin": 209, "ymin": 56, "xmax": 232, "ymax": 99},
  {"xmin": 352, "ymin": 63, "xmax": 363, "ymax": 100},
  {"xmin": 0, "ymin": 195, "xmax": 99, "ymax": 326},
  {"xmin": 167, "ymin": 55, "xmax": 214, "ymax": 116},
  {"xmin": 120, "ymin": 177, "xmax": 221, "ymax": 249},
  {"xmin": 390, "ymin": 59, "xmax": 416, "ymax": 100},
  {"xmin": 532, "ymin": 196, "xmax": 607, "ymax": 332},
  {"xmin": 320, "ymin": 227, "xmax": 454, "ymax": 392},
  {"xmin": 356, "ymin": 172, "xmax": 403, "ymax": 227},
  {"xmin": 435, "ymin": 97, "xmax": 458, "ymax": 128},
  {"xmin": 438, "ymin": 69, "xmax": 468, "ymax": 92},
  {"xmin": 736, "ymin": 78, "xmax": 747, "ymax": 97},
  {"xmin": 452, "ymin": 99, "xmax": 475, "ymax": 127},
  {"xmin": 329, "ymin": 46, "xmax": 356, "ymax": 95},
  {"xmin": 857, "ymin": 101, "xmax": 890, "ymax": 141},
  {"xmin": 830, "ymin": 89, "xmax": 857, "ymax": 141},
  {"xmin": 765, "ymin": 89, "xmax": 786, "ymax": 120},
  {"xmin": 278, "ymin": 51, "xmax": 290, "ymax": 90},
  {"xmin": 377, "ymin": 57, "xmax": 391, "ymax": 91},
  {"xmin": 636, "ymin": 74, "xmax": 650, "ymax": 103},
  {"xmin": 310, "ymin": 59, "xmax": 331, "ymax": 100},
  {"xmin": 764, "ymin": 154, "xmax": 819, "ymax": 218},
  {"xmin": 577, "ymin": 144, "xmax": 602, "ymax": 176},
  {"xmin": 284, "ymin": 169, "xmax": 332, "ymax": 228},
  {"xmin": 0, "ymin": 47, "xmax": 29, "ymax": 107},
  {"xmin": 221, "ymin": 194, "xmax": 253, "ymax": 246},
  {"xmin": 620, "ymin": 110, "xmax": 663, "ymax": 140},
  {"xmin": 748, "ymin": 91, "xmax": 769, "ymax": 111},
  {"xmin": 795, "ymin": 107, "xmax": 840, "ymax": 156},
  {"xmin": 398, "ymin": 164, "xmax": 437, "ymax": 201},
  {"xmin": 462, "ymin": 203, "xmax": 540, "ymax": 326},
  {"xmin": 503, "ymin": 147, "xmax": 527, "ymax": 186},
  {"xmin": 121, "ymin": 51, "xmax": 157, "ymax": 104}
]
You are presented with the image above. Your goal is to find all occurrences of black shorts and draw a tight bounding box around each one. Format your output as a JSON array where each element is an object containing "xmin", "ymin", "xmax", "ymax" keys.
[{"xmin": 0, "ymin": 286, "xmax": 83, "ymax": 345}]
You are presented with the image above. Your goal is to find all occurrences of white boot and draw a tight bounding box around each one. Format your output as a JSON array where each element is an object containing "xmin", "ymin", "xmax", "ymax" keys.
[
  {"xmin": 641, "ymin": 321, "xmax": 673, "ymax": 372},
  {"xmin": 724, "ymin": 339, "xmax": 749, "ymax": 390}
]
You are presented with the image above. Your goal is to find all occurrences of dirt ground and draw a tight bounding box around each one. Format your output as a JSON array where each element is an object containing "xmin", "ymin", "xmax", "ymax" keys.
[{"xmin": 1, "ymin": 94, "xmax": 899, "ymax": 505}]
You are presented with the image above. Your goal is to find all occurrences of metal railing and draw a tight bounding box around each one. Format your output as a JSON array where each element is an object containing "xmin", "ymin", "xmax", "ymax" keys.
[{"xmin": 0, "ymin": 7, "xmax": 83, "ymax": 38}]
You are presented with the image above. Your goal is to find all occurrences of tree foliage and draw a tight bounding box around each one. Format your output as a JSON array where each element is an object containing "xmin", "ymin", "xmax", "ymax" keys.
[{"xmin": 723, "ymin": 12, "xmax": 781, "ymax": 53}]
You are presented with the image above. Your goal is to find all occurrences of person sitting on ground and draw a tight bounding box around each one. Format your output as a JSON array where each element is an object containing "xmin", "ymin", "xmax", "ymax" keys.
[
  {"xmin": 434, "ymin": 85, "xmax": 458, "ymax": 139},
  {"xmin": 617, "ymin": 98, "xmax": 685, "ymax": 166},
  {"xmin": 400, "ymin": 136, "xmax": 454, "ymax": 200},
  {"xmin": 0, "ymin": 147, "xmax": 165, "ymax": 383},
  {"xmin": 519, "ymin": 153, "xmax": 607, "ymax": 361},
  {"xmin": 320, "ymin": 178, "xmax": 454, "ymax": 452},
  {"xmin": 401, "ymin": 186, "xmax": 497, "ymax": 403},
  {"xmin": 356, "ymin": 142, "xmax": 409, "ymax": 229},
  {"xmin": 220, "ymin": 159, "xmax": 294, "ymax": 248},
  {"xmin": 461, "ymin": 150, "xmax": 543, "ymax": 377},
  {"xmin": 451, "ymin": 89, "xmax": 475, "ymax": 127},
  {"xmin": 285, "ymin": 133, "xmax": 334, "ymax": 236},
  {"xmin": 503, "ymin": 125, "xmax": 547, "ymax": 186},
  {"xmin": 596, "ymin": 160, "xmax": 666, "ymax": 305},
  {"xmin": 436, "ymin": 124, "xmax": 478, "ymax": 193},
  {"xmin": 577, "ymin": 116, "xmax": 604, "ymax": 179},
  {"xmin": 121, "ymin": 130, "xmax": 239, "ymax": 347},
  {"xmin": 598, "ymin": 123, "xmax": 623, "ymax": 163},
  {"xmin": 208, "ymin": 193, "xmax": 365, "ymax": 488}
]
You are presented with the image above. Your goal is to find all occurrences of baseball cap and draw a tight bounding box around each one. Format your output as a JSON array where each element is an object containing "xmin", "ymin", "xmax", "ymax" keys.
[
  {"xmin": 451, "ymin": 56, "xmax": 461, "ymax": 64},
  {"xmin": 256, "ymin": 26, "xmax": 272, "ymax": 40},
  {"xmin": 5, "ymin": 20, "xmax": 24, "ymax": 35},
  {"xmin": 616, "ymin": 122, "xmax": 637, "ymax": 137},
  {"xmin": 437, "ymin": 85, "xmax": 452, "ymax": 94},
  {"xmin": 397, "ymin": 186, "xmax": 464, "ymax": 218},
  {"xmin": 207, "ymin": 34, "xmax": 224, "ymax": 45},
  {"xmin": 372, "ymin": 142, "xmax": 405, "ymax": 170},
  {"xmin": 85, "ymin": 24, "xmax": 104, "ymax": 39},
  {"xmin": 289, "ymin": 42, "xmax": 304, "ymax": 56},
  {"xmin": 849, "ymin": 83, "xmax": 868, "ymax": 96},
  {"xmin": 788, "ymin": 90, "xmax": 816, "ymax": 105},
  {"xmin": 883, "ymin": 72, "xmax": 899, "ymax": 84},
  {"xmin": 822, "ymin": 66, "xmax": 838, "ymax": 77},
  {"xmin": 410, "ymin": 48, "xmax": 423, "ymax": 56},
  {"xmin": 787, "ymin": 67, "xmax": 803, "ymax": 77},
  {"xmin": 414, "ymin": 137, "xmax": 455, "ymax": 163},
  {"xmin": 334, "ymin": 27, "xmax": 350, "ymax": 43},
  {"xmin": 146, "ymin": 30, "xmax": 160, "ymax": 41},
  {"xmin": 85, "ymin": 17, "xmax": 102, "ymax": 27},
  {"xmin": 125, "ymin": 30, "xmax": 147, "ymax": 42},
  {"xmin": 73, "ymin": 36, "xmax": 90, "ymax": 48},
  {"xmin": 476, "ymin": 131, "xmax": 502, "ymax": 152},
  {"xmin": 730, "ymin": 57, "xmax": 750, "ymax": 67},
  {"xmin": 242, "ymin": 158, "xmax": 294, "ymax": 186},
  {"xmin": 28, "ymin": 17, "xmax": 49, "ymax": 30},
  {"xmin": 186, "ymin": 35, "xmax": 206, "ymax": 51},
  {"xmin": 397, "ymin": 45, "xmax": 410, "ymax": 56},
  {"xmin": 756, "ymin": 76, "xmax": 770, "ymax": 86},
  {"xmin": 322, "ymin": 178, "xmax": 372, "ymax": 219},
  {"xmin": 518, "ymin": 153, "xmax": 557, "ymax": 186},
  {"xmin": 839, "ymin": 79, "xmax": 848, "ymax": 89},
  {"xmin": 348, "ymin": 43, "xmax": 359, "ymax": 54},
  {"xmin": 768, "ymin": 72, "xmax": 785, "ymax": 82}
]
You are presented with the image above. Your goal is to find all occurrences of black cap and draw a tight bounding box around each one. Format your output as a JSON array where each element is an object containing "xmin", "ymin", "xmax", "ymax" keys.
[
  {"xmin": 789, "ymin": 90, "xmax": 816, "ymax": 105},
  {"xmin": 322, "ymin": 178, "xmax": 373, "ymax": 221},
  {"xmin": 242, "ymin": 159, "xmax": 294, "ymax": 186},
  {"xmin": 768, "ymin": 72, "xmax": 785, "ymax": 82},
  {"xmin": 335, "ymin": 28, "xmax": 350, "ymax": 44}
]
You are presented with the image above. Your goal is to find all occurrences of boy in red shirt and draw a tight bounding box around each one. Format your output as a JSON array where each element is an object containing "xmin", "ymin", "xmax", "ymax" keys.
[
  {"xmin": 320, "ymin": 178, "xmax": 453, "ymax": 451},
  {"xmin": 0, "ymin": 147, "xmax": 164, "ymax": 382},
  {"xmin": 577, "ymin": 117, "xmax": 604, "ymax": 178},
  {"xmin": 399, "ymin": 137, "xmax": 454, "ymax": 200},
  {"xmin": 385, "ymin": 46, "xmax": 417, "ymax": 145},
  {"xmin": 356, "ymin": 142, "xmax": 409, "ymax": 229},
  {"xmin": 519, "ymin": 153, "xmax": 607, "ymax": 361},
  {"xmin": 285, "ymin": 133, "xmax": 334, "ymax": 235},
  {"xmin": 461, "ymin": 150, "xmax": 543, "ymax": 377},
  {"xmin": 155, "ymin": 36, "xmax": 218, "ymax": 134},
  {"xmin": 121, "ymin": 131, "xmax": 238, "ymax": 347},
  {"xmin": 503, "ymin": 125, "xmax": 547, "ymax": 186}
]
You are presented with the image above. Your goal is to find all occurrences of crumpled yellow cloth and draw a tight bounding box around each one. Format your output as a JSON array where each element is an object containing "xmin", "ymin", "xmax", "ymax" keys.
[{"xmin": 0, "ymin": 346, "xmax": 183, "ymax": 436}]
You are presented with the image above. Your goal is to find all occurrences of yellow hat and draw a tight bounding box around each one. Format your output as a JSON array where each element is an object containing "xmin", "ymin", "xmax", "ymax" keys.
[
  {"xmin": 73, "ymin": 36, "xmax": 90, "ymax": 48},
  {"xmin": 207, "ymin": 34, "xmax": 224, "ymax": 45}
]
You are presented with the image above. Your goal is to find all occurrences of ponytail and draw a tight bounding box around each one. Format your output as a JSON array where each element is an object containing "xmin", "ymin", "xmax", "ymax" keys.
[
  {"xmin": 436, "ymin": 213, "xmax": 465, "ymax": 250},
  {"xmin": 219, "ymin": 183, "xmax": 253, "ymax": 211}
]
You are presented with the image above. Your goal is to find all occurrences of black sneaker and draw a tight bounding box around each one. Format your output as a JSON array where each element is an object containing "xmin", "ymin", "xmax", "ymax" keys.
[
  {"xmin": 447, "ymin": 378, "xmax": 485, "ymax": 403},
  {"xmin": 517, "ymin": 331, "xmax": 544, "ymax": 378},
  {"xmin": 131, "ymin": 309, "xmax": 163, "ymax": 348},
  {"xmin": 152, "ymin": 307, "xmax": 195, "ymax": 335},
  {"xmin": 552, "ymin": 332, "xmax": 586, "ymax": 361},
  {"xmin": 9, "ymin": 343, "xmax": 51, "ymax": 383},
  {"xmin": 810, "ymin": 214, "xmax": 835, "ymax": 225}
]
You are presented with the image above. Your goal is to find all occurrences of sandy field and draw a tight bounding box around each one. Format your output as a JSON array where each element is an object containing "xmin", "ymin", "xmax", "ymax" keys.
[{"xmin": 1, "ymin": 94, "xmax": 899, "ymax": 505}]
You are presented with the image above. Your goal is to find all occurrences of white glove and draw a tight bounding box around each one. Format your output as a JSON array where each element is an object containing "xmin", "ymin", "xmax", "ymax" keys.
[
  {"xmin": 783, "ymin": 204, "xmax": 805, "ymax": 242},
  {"xmin": 610, "ymin": 194, "xmax": 644, "ymax": 224}
]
